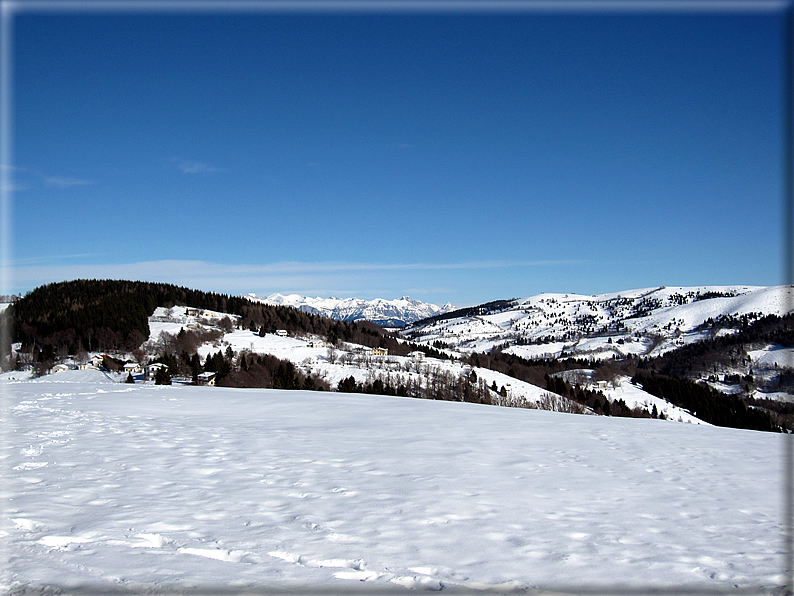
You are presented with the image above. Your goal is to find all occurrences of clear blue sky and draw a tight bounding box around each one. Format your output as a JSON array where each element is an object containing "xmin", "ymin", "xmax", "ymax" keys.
[{"xmin": 5, "ymin": 2, "xmax": 788, "ymax": 307}]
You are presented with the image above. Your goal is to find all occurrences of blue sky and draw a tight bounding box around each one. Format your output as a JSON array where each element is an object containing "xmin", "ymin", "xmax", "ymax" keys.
[{"xmin": 4, "ymin": 2, "xmax": 788, "ymax": 307}]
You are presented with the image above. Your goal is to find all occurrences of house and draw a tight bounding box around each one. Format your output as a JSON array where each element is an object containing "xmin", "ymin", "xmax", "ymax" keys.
[
  {"xmin": 90, "ymin": 355, "xmax": 105, "ymax": 367},
  {"xmin": 51, "ymin": 363, "xmax": 71, "ymax": 373},
  {"xmin": 123, "ymin": 362, "xmax": 142, "ymax": 374},
  {"xmin": 145, "ymin": 362, "xmax": 168, "ymax": 381},
  {"xmin": 408, "ymin": 350, "xmax": 425, "ymax": 362},
  {"xmin": 276, "ymin": 329, "xmax": 288, "ymax": 337},
  {"xmin": 196, "ymin": 371, "xmax": 217, "ymax": 386},
  {"xmin": 372, "ymin": 347, "xmax": 388, "ymax": 356}
]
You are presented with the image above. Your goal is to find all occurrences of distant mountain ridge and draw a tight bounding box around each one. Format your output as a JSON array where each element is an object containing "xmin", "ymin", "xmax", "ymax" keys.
[
  {"xmin": 245, "ymin": 293, "xmax": 454, "ymax": 327},
  {"xmin": 403, "ymin": 285, "xmax": 794, "ymax": 361}
]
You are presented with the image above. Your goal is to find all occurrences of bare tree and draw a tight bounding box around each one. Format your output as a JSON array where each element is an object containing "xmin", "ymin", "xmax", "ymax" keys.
[
  {"xmin": 75, "ymin": 348, "xmax": 89, "ymax": 367},
  {"xmin": 218, "ymin": 316, "xmax": 234, "ymax": 334},
  {"xmin": 537, "ymin": 392, "xmax": 587, "ymax": 415}
]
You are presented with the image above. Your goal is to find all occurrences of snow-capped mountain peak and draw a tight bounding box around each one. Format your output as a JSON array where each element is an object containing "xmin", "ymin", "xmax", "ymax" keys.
[{"xmin": 245, "ymin": 293, "xmax": 454, "ymax": 327}]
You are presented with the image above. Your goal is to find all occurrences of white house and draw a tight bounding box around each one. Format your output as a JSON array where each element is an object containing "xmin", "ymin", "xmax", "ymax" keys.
[
  {"xmin": 123, "ymin": 362, "xmax": 142, "ymax": 374},
  {"xmin": 196, "ymin": 372, "xmax": 217, "ymax": 386},
  {"xmin": 145, "ymin": 362, "xmax": 168, "ymax": 381}
]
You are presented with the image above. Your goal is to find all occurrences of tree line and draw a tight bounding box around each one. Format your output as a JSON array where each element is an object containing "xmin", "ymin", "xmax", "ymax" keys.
[
  {"xmin": 149, "ymin": 341, "xmax": 331, "ymax": 392},
  {"xmin": 631, "ymin": 371, "xmax": 778, "ymax": 432},
  {"xmin": 1, "ymin": 279, "xmax": 436, "ymax": 366}
]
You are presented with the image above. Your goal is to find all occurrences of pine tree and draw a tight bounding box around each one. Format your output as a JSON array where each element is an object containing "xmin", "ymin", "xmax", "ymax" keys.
[
  {"xmin": 155, "ymin": 367, "xmax": 171, "ymax": 385},
  {"xmin": 337, "ymin": 376, "xmax": 359, "ymax": 393}
]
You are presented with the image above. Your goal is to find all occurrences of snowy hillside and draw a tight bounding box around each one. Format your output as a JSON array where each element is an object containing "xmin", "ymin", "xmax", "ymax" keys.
[
  {"xmin": 246, "ymin": 293, "xmax": 454, "ymax": 327},
  {"xmin": 141, "ymin": 306, "xmax": 580, "ymax": 414},
  {"xmin": 140, "ymin": 305, "xmax": 704, "ymax": 422},
  {"xmin": 404, "ymin": 285, "xmax": 793, "ymax": 360},
  {"xmin": 1, "ymin": 369, "xmax": 785, "ymax": 594}
]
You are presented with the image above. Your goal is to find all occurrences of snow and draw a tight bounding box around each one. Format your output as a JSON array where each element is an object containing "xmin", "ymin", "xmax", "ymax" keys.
[
  {"xmin": 197, "ymin": 329, "xmax": 317, "ymax": 360},
  {"xmin": 754, "ymin": 391, "xmax": 794, "ymax": 404},
  {"xmin": 247, "ymin": 293, "xmax": 453, "ymax": 325},
  {"xmin": 1, "ymin": 369, "xmax": 787, "ymax": 594},
  {"xmin": 601, "ymin": 375, "xmax": 706, "ymax": 424},
  {"xmin": 407, "ymin": 285, "xmax": 794, "ymax": 363},
  {"xmin": 619, "ymin": 286, "xmax": 791, "ymax": 336},
  {"xmin": 749, "ymin": 345, "xmax": 794, "ymax": 369}
]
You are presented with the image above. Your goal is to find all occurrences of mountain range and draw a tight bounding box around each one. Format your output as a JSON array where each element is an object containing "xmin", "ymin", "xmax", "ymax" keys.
[
  {"xmin": 245, "ymin": 293, "xmax": 454, "ymax": 327},
  {"xmin": 402, "ymin": 285, "xmax": 793, "ymax": 359}
]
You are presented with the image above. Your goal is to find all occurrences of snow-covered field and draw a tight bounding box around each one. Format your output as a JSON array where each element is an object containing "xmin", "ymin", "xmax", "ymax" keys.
[{"xmin": 1, "ymin": 370, "xmax": 788, "ymax": 594}]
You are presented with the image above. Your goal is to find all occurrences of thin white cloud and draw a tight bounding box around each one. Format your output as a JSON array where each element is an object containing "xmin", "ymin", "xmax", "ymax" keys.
[
  {"xmin": 177, "ymin": 259, "xmax": 586, "ymax": 274},
  {"xmin": 8, "ymin": 258, "xmax": 588, "ymax": 296},
  {"xmin": 0, "ymin": 166, "xmax": 92, "ymax": 191},
  {"xmin": 13, "ymin": 253, "xmax": 104, "ymax": 265},
  {"xmin": 174, "ymin": 159, "xmax": 225, "ymax": 175},
  {"xmin": 0, "ymin": 180, "xmax": 28, "ymax": 192},
  {"xmin": 44, "ymin": 176, "xmax": 94, "ymax": 188}
]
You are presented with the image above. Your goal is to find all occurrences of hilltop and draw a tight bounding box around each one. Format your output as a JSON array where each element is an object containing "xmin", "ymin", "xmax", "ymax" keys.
[{"xmin": 404, "ymin": 285, "xmax": 791, "ymax": 359}]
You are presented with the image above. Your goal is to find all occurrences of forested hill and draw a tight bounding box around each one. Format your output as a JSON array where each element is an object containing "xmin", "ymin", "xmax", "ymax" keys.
[{"xmin": 2, "ymin": 279, "xmax": 417, "ymax": 356}]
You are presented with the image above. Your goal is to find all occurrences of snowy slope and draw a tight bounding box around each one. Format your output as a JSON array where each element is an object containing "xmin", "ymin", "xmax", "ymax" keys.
[
  {"xmin": 404, "ymin": 285, "xmax": 793, "ymax": 360},
  {"xmin": 139, "ymin": 305, "xmax": 718, "ymax": 420},
  {"xmin": 144, "ymin": 308, "xmax": 629, "ymax": 415},
  {"xmin": 1, "ymin": 370, "xmax": 784, "ymax": 594},
  {"xmin": 550, "ymin": 370, "xmax": 705, "ymax": 424},
  {"xmin": 247, "ymin": 293, "xmax": 454, "ymax": 327}
]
